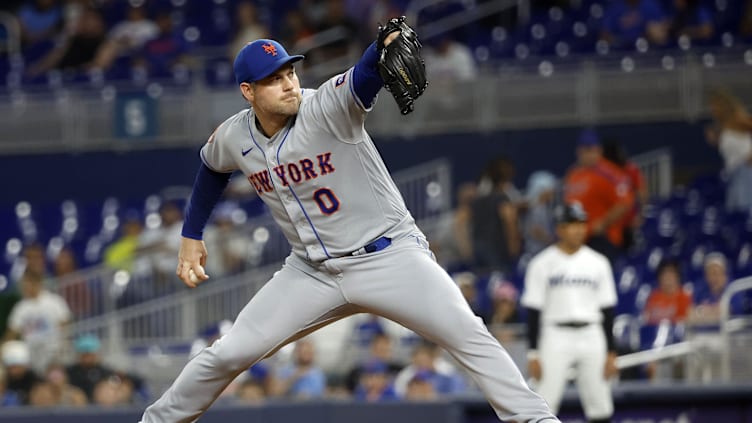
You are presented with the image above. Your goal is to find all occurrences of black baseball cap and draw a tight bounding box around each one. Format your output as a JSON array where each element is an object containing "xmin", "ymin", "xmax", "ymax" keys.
[{"xmin": 555, "ymin": 202, "xmax": 588, "ymax": 224}]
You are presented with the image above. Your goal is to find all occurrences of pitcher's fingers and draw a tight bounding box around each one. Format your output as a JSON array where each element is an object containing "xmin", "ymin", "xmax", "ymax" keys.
[
  {"xmin": 178, "ymin": 262, "xmax": 197, "ymax": 288},
  {"xmin": 193, "ymin": 264, "xmax": 209, "ymax": 280}
]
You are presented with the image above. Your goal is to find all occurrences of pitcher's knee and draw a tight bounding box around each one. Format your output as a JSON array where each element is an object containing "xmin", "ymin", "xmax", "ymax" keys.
[
  {"xmin": 437, "ymin": 314, "xmax": 494, "ymax": 348},
  {"xmin": 208, "ymin": 337, "xmax": 263, "ymax": 373}
]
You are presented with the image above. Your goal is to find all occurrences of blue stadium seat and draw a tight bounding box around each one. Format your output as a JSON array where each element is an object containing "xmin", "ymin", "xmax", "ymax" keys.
[
  {"xmin": 638, "ymin": 319, "xmax": 683, "ymax": 350},
  {"xmin": 615, "ymin": 264, "xmax": 646, "ymax": 315}
]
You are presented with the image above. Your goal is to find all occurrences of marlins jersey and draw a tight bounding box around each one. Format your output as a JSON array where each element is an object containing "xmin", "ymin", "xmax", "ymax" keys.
[
  {"xmin": 521, "ymin": 245, "xmax": 617, "ymax": 323},
  {"xmin": 201, "ymin": 68, "xmax": 417, "ymax": 262}
]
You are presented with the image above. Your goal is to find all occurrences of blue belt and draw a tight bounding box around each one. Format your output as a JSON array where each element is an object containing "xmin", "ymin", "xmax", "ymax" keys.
[{"xmin": 350, "ymin": 236, "xmax": 391, "ymax": 256}]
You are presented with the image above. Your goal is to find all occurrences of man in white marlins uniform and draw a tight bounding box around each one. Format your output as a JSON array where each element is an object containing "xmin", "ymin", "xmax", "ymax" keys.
[
  {"xmin": 522, "ymin": 202, "xmax": 618, "ymax": 422},
  {"xmin": 139, "ymin": 28, "xmax": 559, "ymax": 423}
]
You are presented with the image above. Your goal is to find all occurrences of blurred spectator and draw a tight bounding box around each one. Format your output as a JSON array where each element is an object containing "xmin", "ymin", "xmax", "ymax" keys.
[
  {"xmin": 742, "ymin": 0, "xmax": 752, "ymax": 39},
  {"xmin": 564, "ymin": 129, "xmax": 634, "ymax": 263},
  {"xmin": 487, "ymin": 277, "xmax": 521, "ymax": 344},
  {"xmin": 705, "ymin": 89, "xmax": 752, "ymax": 212},
  {"xmin": 478, "ymin": 156, "xmax": 523, "ymax": 204},
  {"xmin": 66, "ymin": 334, "xmax": 113, "ymax": 401},
  {"xmin": 602, "ymin": 139, "xmax": 648, "ymax": 252},
  {"xmin": 452, "ymin": 271, "xmax": 486, "ymax": 319},
  {"xmin": 668, "ymin": 0, "xmax": 714, "ymax": 43},
  {"xmin": 25, "ymin": 6, "xmax": 105, "ymax": 78},
  {"xmin": 433, "ymin": 182, "xmax": 476, "ymax": 271},
  {"xmin": 103, "ymin": 210, "xmax": 143, "ymax": 272},
  {"xmin": 270, "ymin": 339, "xmax": 326, "ymax": 399},
  {"xmin": 643, "ymin": 259, "xmax": 692, "ymax": 325},
  {"xmin": 229, "ymin": 1, "xmax": 269, "ymax": 59},
  {"xmin": 19, "ymin": 243, "xmax": 50, "ymax": 284},
  {"xmin": 423, "ymin": 33, "xmax": 477, "ymax": 83},
  {"xmin": 690, "ymin": 253, "xmax": 747, "ymax": 324},
  {"xmin": 236, "ymin": 378, "xmax": 266, "ymax": 405},
  {"xmin": 488, "ymin": 278, "xmax": 521, "ymax": 325},
  {"xmin": 353, "ymin": 360, "xmax": 398, "ymax": 402},
  {"xmin": 522, "ymin": 171, "xmax": 558, "ymax": 256},
  {"xmin": 90, "ymin": 4, "xmax": 158, "ymax": 71},
  {"xmin": 279, "ymin": 10, "xmax": 314, "ymax": 48},
  {"xmin": 136, "ymin": 11, "xmax": 190, "ymax": 78},
  {"xmin": 404, "ymin": 370, "xmax": 438, "ymax": 401},
  {"xmin": 2, "ymin": 340, "xmax": 40, "ymax": 405},
  {"xmin": 203, "ymin": 203, "xmax": 252, "ymax": 278},
  {"xmin": 352, "ymin": 314, "xmax": 387, "ymax": 347},
  {"xmin": 471, "ymin": 157, "xmax": 522, "ymax": 275},
  {"xmin": 137, "ymin": 200, "xmax": 184, "ymax": 295},
  {"xmin": 54, "ymin": 246, "xmax": 90, "ymax": 319},
  {"xmin": 92, "ymin": 375, "xmax": 134, "ymax": 407},
  {"xmin": 393, "ymin": 342, "xmax": 466, "ymax": 397},
  {"xmin": 601, "ymin": 0, "xmax": 668, "ymax": 48},
  {"xmin": 0, "ymin": 365, "xmax": 21, "ymax": 407},
  {"xmin": 18, "ymin": 0, "xmax": 63, "ymax": 47},
  {"xmin": 345, "ymin": 332, "xmax": 402, "ymax": 392},
  {"xmin": 4, "ymin": 271, "xmax": 71, "ymax": 374},
  {"xmin": 34, "ymin": 362, "xmax": 87, "ymax": 407},
  {"xmin": 311, "ymin": 0, "xmax": 359, "ymax": 61},
  {"xmin": 29, "ymin": 382, "xmax": 58, "ymax": 407},
  {"xmin": 361, "ymin": 0, "xmax": 405, "ymax": 36}
]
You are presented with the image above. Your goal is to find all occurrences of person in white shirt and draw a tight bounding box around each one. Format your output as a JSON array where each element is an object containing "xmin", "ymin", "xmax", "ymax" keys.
[
  {"xmin": 521, "ymin": 202, "xmax": 618, "ymax": 422},
  {"xmin": 706, "ymin": 90, "xmax": 752, "ymax": 212},
  {"xmin": 4, "ymin": 271, "xmax": 72, "ymax": 375}
]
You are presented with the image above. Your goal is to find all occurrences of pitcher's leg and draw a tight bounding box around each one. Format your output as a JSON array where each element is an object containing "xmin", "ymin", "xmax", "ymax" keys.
[
  {"xmin": 344, "ymin": 244, "xmax": 559, "ymax": 423},
  {"xmin": 141, "ymin": 260, "xmax": 347, "ymax": 423}
]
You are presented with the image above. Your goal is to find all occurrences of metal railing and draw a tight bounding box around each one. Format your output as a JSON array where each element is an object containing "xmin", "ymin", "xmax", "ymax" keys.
[
  {"xmin": 631, "ymin": 148, "xmax": 673, "ymax": 199},
  {"xmin": 2, "ymin": 47, "xmax": 751, "ymax": 152},
  {"xmin": 719, "ymin": 277, "xmax": 752, "ymax": 381}
]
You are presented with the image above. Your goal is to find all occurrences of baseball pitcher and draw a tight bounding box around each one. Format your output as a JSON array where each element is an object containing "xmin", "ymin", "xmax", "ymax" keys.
[{"xmin": 139, "ymin": 18, "xmax": 559, "ymax": 423}]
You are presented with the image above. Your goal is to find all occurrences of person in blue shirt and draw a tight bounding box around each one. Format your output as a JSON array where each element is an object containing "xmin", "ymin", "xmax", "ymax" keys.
[
  {"xmin": 601, "ymin": 0, "xmax": 668, "ymax": 48},
  {"xmin": 270, "ymin": 339, "xmax": 326, "ymax": 399},
  {"xmin": 353, "ymin": 360, "xmax": 398, "ymax": 402},
  {"xmin": 691, "ymin": 253, "xmax": 746, "ymax": 324},
  {"xmin": 668, "ymin": 0, "xmax": 714, "ymax": 43}
]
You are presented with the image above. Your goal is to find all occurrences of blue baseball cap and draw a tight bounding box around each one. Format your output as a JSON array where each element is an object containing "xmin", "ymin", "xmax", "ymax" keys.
[
  {"xmin": 578, "ymin": 129, "xmax": 600, "ymax": 147},
  {"xmin": 233, "ymin": 39, "xmax": 305, "ymax": 85},
  {"xmin": 361, "ymin": 360, "xmax": 388, "ymax": 375}
]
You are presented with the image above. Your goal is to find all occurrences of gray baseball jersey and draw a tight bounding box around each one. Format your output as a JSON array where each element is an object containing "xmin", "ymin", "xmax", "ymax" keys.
[
  {"xmin": 141, "ymin": 67, "xmax": 559, "ymax": 423},
  {"xmin": 201, "ymin": 68, "xmax": 416, "ymax": 261}
]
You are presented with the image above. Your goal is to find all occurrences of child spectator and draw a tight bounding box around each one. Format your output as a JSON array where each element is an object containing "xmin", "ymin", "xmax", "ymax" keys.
[{"xmin": 643, "ymin": 259, "xmax": 692, "ymax": 325}]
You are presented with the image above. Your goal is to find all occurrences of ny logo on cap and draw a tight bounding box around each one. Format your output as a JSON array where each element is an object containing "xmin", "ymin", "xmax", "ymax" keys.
[{"xmin": 262, "ymin": 43, "xmax": 278, "ymax": 56}]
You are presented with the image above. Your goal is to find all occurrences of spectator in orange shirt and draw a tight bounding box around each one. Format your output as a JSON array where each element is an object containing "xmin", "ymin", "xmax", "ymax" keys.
[
  {"xmin": 643, "ymin": 259, "xmax": 692, "ymax": 325},
  {"xmin": 602, "ymin": 139, "xmax": 649, "ymax": 252},
  {"xmin": 564, "ymin": 130, "xmax": 635, "ymax": 262}
]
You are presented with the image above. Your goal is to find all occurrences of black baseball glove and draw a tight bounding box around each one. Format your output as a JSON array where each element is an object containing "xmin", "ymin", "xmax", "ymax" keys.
[{"xmin": 377, "ymin": 16, "xmax": 428, "ymax": 115}]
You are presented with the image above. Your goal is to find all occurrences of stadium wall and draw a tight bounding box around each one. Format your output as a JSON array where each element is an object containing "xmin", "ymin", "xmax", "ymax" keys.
[
  {"xmin": 1, "ymin": 384, "xmax": 751, "ymax": 423},
  {"xmin": 0, "ymin": 120, "xmax": 720, "ymax": 207}
]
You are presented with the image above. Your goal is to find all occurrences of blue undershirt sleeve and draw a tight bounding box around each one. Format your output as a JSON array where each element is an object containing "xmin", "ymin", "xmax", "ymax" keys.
[
  {"xmin": 181, "ymin": 163, "xmax": 233, "ymax": 240},
  {"xmin": 351, "ymin": 42, "xmax": 383, "ymax": 109}
]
